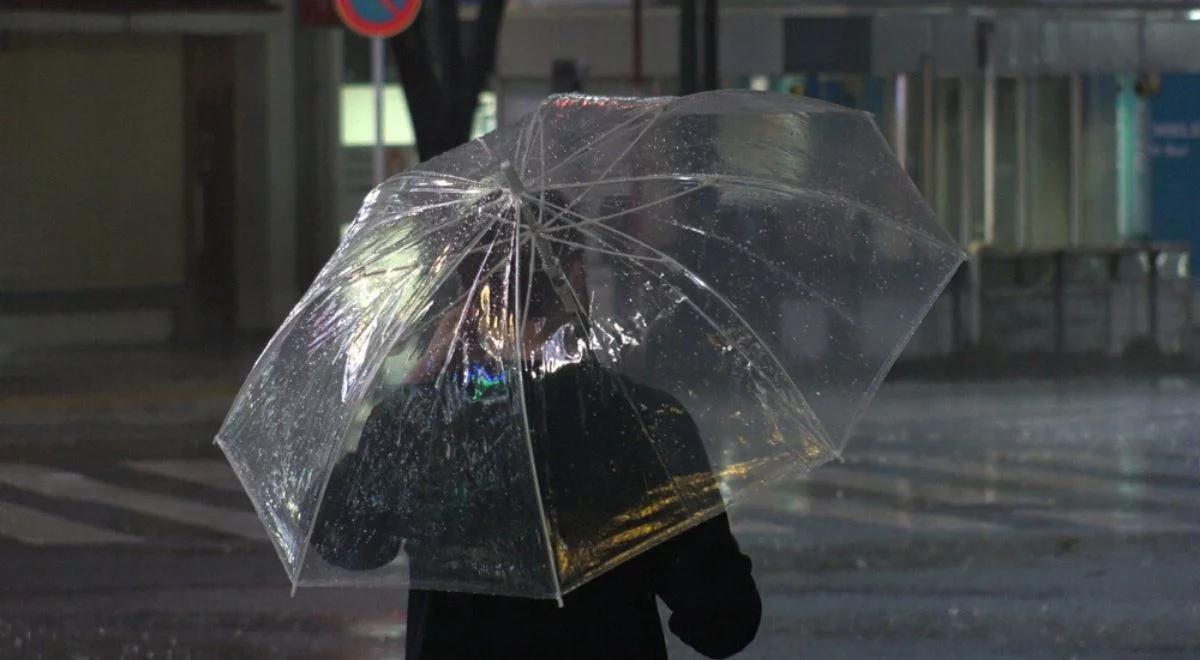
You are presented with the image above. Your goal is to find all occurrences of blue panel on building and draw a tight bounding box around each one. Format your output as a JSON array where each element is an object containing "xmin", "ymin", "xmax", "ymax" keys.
[{"xmin": 1150, "ymin": 74, "xmax": 1200, "ymax": 272}]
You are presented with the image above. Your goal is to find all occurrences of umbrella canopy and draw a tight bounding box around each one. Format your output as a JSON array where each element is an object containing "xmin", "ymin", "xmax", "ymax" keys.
[{"xmin": 216, "ymin": 90, "xmax": 964, "ymax": 600}]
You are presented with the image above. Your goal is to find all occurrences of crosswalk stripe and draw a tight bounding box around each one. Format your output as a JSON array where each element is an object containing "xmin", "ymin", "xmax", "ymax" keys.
[
  {"xmin": 0, "ymin": 501, "xmax": 142, "ymax": 545},
  {"xmin": 745, "ymin": 493, "xmax": 1005, "ymax": 533},
  {"xmin": 0, "ymin": 464, "xmax": 264, "ymax": 541},
  {"xmin": 985, "ymin": 449, "xmax": 1199, "ymax": 479},
  {"xmin": 855, "ymin": 452, "xmax": 1200, "ymax": 509},
  {"xmin": 124, "ymin": 459, "xmax": 243, "ymax": 493},
  {"xmin": 1017, "ymin": 508, "xmax": 1200, "ymax": 534},
  {"xmin": 802, "ymin": 466, "xmax": 1044, "ymax": 506}
]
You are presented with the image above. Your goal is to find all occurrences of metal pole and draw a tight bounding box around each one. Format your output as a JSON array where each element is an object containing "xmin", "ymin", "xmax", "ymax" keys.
[
  {"xmin": 960, "ymin": 77, "xmax": 981, "ymax": 348},
  {"xmin": 1069, "ymin": 73, "xmax": 1083, "ymax": 246},
  {"xmin": 921, "ymin": 53, "xmax": 934, "ymax": 201},
  {"xmin": 934, "ymin": 80, "xmax": 949, "ymax": 222},
  {"xmin": 959, "ymin": 78, "xmax": 974, "ymax": 247},
  {"xmin": 702, "ymin": 0, "xmax": 718, "ymax": 91},
  {"xmin": 632, "ymin": 0, "xmax": 643, "ymax": 89},
  {"xmin": 1054, "ymin": 250, "xmax": 1066, "ymax": 354},
  {"xmin": 1148, "ymin": 247, "xmax": 1160, "ymax": 349},
  {"xmin": 679, "ymin": 0, "xmax": 698, "ymax": 95},
  {"xmin": 1028, "ymin": 78, "xmax": 1040, "ymax": 247},
  {"xmin": 982, "ymin": 34, "xmax": 996, "ymax": 245},
  {"xmin": 1015, "ymin": 76, "xmax": 1028, "ymax": 248},
  {"xmin": 894, "ymin": 73, "xmax": 909, "ymax": 171},
  {"xmin": 371, "ymin": 36, "xmax": 386, "ymax": 185}
]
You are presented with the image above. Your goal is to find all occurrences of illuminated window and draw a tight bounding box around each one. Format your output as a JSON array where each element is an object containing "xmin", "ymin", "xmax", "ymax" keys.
[{"xmin": 340, "ymin": 85, "xmax": 497, "ymax": 147}]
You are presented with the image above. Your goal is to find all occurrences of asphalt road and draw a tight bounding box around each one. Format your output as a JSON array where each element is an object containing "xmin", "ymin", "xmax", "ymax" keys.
[{"xmin": 2, "ymin": 351, "xmax": 1198, "ymax": 658}]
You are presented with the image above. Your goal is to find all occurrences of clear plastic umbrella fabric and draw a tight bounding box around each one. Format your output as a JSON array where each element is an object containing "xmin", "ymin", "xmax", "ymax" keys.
[{"xmin": 216, "ymin": 91, "xmax": 965, "ymax": 600}]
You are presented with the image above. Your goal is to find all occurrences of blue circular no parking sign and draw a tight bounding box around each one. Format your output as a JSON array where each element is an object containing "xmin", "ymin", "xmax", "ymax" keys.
[{"xmin": 335, "ymin": 0, "xmax": 422, "ymax": 38}]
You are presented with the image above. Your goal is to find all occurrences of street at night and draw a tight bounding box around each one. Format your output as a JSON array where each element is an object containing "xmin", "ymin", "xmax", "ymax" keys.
[{"xmin": 3, "ymin": 350, "xmax": 1197, "ymax": 658}]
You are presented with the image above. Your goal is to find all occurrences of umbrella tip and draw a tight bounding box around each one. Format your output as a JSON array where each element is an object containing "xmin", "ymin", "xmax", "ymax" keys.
[{"xmin": 499, "ymin": 160, "xmax": 525, "ymax": 196}]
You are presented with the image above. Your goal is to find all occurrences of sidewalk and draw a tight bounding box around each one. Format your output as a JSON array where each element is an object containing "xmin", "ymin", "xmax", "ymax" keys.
[{"xmin": 0, "ymin": 346, "xmax": 259, "ymax": 459}]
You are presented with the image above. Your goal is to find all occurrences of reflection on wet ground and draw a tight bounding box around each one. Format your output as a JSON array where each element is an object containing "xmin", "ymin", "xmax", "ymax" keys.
[{"xmin": 2, "ymin": 367, "xmax": 1198, "ymax": 658}]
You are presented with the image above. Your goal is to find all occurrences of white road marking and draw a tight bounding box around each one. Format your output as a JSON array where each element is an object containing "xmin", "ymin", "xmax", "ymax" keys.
[
  {"xmin": 0, "ymin": 501, "xmax": 141, "ymax": 545},
  {"xmin": 0, "ymin": 464, "xmax": 264, "ymax": 540},
  {"xmin": 1018, "ymin": 508, "xmax": 1200, "ymax": 534},
  {"xmin": 742, "ymin": 492, "xmax": 1004, "ymax": 533},
  {"xmin": 855, "ymin": 452, "xmax": 1200, "ymax": 509},
  {"xmin": 125, "ymin": 459, "xmax": 243, "ymax": 493},
  {"xmin": 803, "ymin": 466, "xmax": 1044, "ymax": 506}
]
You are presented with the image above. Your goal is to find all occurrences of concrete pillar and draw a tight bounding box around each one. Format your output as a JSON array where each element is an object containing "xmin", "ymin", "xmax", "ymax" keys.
[{"xmin": 234, "ymin": 6, "xmax": 300, "ymax": 332}]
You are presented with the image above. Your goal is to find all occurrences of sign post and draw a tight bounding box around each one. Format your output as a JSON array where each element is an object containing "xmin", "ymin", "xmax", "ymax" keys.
[
  {"xmin": 334, "ymin": 0, "xmax": 424, "ymax": 184},
  {"xmin": 371, "ymin": 37, "xmax": 386, "ymax": 185}
]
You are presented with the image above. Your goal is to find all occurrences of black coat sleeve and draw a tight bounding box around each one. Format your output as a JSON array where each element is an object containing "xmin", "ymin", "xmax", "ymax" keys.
[
  {"xmin": 642, "ymin": 389, "xmax": 762, "ymax": 659},
  {"xmin": 653, "ymin": 512, "xmax": 762, "ymax": 659},
  {"xmin": 310, "ymin": 400, "xmax": 406, "ymax": 571}
]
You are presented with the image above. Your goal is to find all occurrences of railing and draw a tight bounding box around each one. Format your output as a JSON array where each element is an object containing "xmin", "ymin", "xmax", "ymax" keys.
[{"xmin": 965, "ymin": 244, "xmax": 1192, "ymax": 356}]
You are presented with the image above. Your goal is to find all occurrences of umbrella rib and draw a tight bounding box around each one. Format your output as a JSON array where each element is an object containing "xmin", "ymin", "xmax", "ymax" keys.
[
  {"xmin": 522, "ymin": 190, "xmax": 853, "ymax": 323},
  {"xmin": 296, "ymin": 208, "xmax": 518, "ymax": 586},
  {"xmin": 431, "ymin": 222, "xmax": 514, "ymax": 390},
  {"xmin": 526, "ymin": 237, "xmax": 696, "ymax": 533},
  {"xmin": 713, "ymin": 176, "xmax": 956, "ymax": 253},
  {"xmin": 518, "ymin": 98, "xmax": 549, "ymax": 177},
  {"xmin": 541, "ymin": 106, "xmax": 666, "ymax": 224},
  {"xmin": 509, "ymin": 199, "xmax": 566, "ymax": 604},
  {"xmin": 576, "ymin": 222, "xmax": 819, "ymax": 461},
  {"xmin": 346, "ymin": 203, "xmax": 510, "ymax": 404},
  {"xmin": 531, "ymin": 232, "xmax": 668, "ymax": 263},
  {"xmin": 406, "ymin": 186, "xmax": 492, "ymax": 195},
  {"xmin": 575, "ymin": 221, "xmax": 834, "ymax": 454},
  {"xmin": 538, "ymin": 174, "xmax": 955, "ymax": 253},
  {"xmin": 345, "ymin": 195, "xmax": 500, "ymax": 267},
  {"xmin": 404, "ymin": 170, "xmax": 485, "ymax": 187},
  {"xmin": 527, "ymin": 185, "xmax": 708, "ymax": 234},
  {"xmin": 649, "ymin": 217, "xmax": 857, "ymax": 325},
  {"xmin": 396, "ymin": 256, "xmax": 519, "ymax": 384},
  {"xmin": 537, "ymin": 102, "xmax": 668, "ymax": 180}
]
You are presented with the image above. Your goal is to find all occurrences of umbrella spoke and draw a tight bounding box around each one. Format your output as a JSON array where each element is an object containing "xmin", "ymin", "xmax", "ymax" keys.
[
  {"xmin": 522, "ymin": 189, "xmax": 849, "ymax": 334},
  {"xmin": 519, "ymin": 232, "xmax": 695, "ymax": 519},
  {"xmin": 404, "ymin": 170, "xmax": 486, "ymax": 188},
  {"xmin": 542, "ymin": 106, "xmax": 665, "ymax": 220},
  {"xmin": 519, "ymin": 100, "xmax": 549, "ymax": 179},
  {"xmin": 505, "ymin": 199, "xmax": 567, "ymax": 602},
  {"xmin": 540, "ymin": 174, "xmax": 955, "ymax": 253},
  {"xmin": 573, "ymin": 221, "xmax": 831, "ymax": 452},
  {"xmin": 432, "ymin": 227, "xmax": 521, "ymax": 389},
  {"xmin": 634, "ymin": 215, "xmax": 856, "ymax": 325},
  {"xmin": 347, "ymin": 193, "xmax": 504, "ymax": 265},
  {"xmin": 356, "ymin": 210, "xmax": 512, "ymax": 394},
  {"xmin": 393, "ymin": 257, "xmax": 511, "ymax": 352},
  {"xmin": 530, "ymin": 232, "xmax": 668, "ymax": 264},
  {"xmin": 537, "ymin": 102, "xmax": 667, "ymax": 180},
  {"xmin": 522, "ymin": 185, "xmax": 710, "ymax": 234}
]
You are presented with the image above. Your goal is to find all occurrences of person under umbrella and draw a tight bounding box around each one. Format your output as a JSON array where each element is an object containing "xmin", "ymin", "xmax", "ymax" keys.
[{"xmin": 311, "ymin": 193, "xmax": 762, "ymax": 660}]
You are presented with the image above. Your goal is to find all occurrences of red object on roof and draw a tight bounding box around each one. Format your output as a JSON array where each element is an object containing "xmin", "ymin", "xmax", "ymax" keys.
[{"xmin": 299, "ymin": 0, "xmax": 340, "ymax": 26}]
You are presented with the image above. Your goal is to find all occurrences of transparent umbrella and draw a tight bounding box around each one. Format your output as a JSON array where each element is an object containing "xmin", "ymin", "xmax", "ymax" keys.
[{"xmin": 216, "ymin": 90, "xmax": 965, "ymax": 601}]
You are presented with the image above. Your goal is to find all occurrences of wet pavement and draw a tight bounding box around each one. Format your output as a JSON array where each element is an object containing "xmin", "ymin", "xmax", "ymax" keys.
[{"xmin": 2, "ymin": 349, "xmax": 1199, "ymax": 658}]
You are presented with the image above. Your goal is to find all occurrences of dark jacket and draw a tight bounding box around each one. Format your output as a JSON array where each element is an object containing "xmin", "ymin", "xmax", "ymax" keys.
[{"xmin": 313, "ymin": 361, "xmax": 761, "ymax": 659}]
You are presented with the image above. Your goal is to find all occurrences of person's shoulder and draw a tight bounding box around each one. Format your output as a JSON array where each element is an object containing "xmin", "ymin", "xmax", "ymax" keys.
[
  {"xmin": 598, "ymin": 370, "xmax": 694, "ymax": 423},
  {"xmin": 368, "ymin": 381, "xmax": 441, "ymax": 422}
]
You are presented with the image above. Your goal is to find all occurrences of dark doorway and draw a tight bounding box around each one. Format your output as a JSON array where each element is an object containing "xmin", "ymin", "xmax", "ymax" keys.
[{"xmin": 180, "ymin": 36, "xmax": 238, "ymax": 347}]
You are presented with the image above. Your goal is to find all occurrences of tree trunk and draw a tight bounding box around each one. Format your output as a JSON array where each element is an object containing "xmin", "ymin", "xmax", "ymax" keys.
[{"xmin": 391, "ymin": 0, "xmax": 508, "ymax": 162}]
